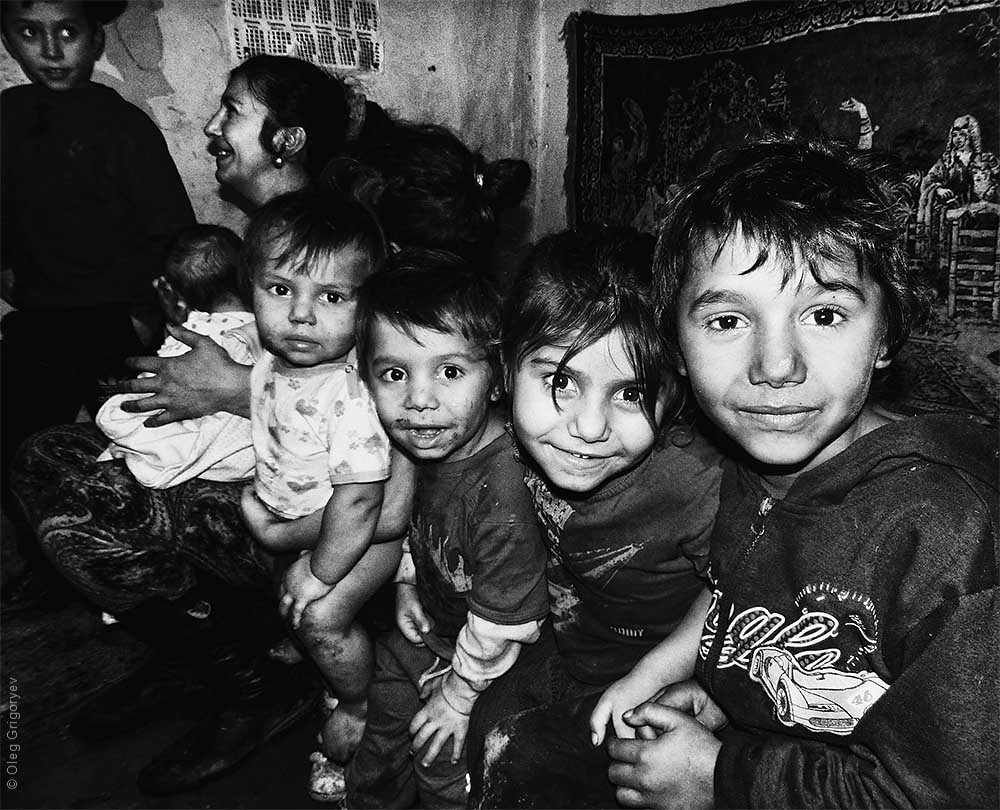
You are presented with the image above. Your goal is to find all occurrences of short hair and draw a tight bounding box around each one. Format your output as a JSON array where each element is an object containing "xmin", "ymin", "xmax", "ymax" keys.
[
  {"xmin": 163, "ymin": 224, "xmax": 243, "ymax": 313},
  {"xmin": 1, "ymin": 1, "xmax": 125, "ymax": 34},
  {"xmin": 654, "ymin": 134, "xmax": 926, "ymax": 359},
  {"xmin": 503, "ymin": 227, "xmax": 678, "ymax": 426},
  {"xmin": 230, "ymin": 55, "xmax": 349, "ymax": 180},
  {"xmin": 326, "ymin": 121, "xmax": 531, "ymax": 261},
  {"xmin": 355, "ymin": 248, "xmax": 503, "ymax": 385},
  {"xmin": 240, "ymin": 189, "xmax": 386, "ymax": 292}
]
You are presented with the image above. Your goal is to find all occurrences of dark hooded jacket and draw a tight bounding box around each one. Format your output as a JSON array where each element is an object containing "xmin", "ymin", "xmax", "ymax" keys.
[{"xmin": 700, "ymin": 414, "xmax": 998, "ymax": 808}]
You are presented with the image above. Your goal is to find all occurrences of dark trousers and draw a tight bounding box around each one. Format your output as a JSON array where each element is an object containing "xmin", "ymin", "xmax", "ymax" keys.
[
  {"xmin": 1, "ymin": 305, "xmax": 148, "ymax": 495},
  {"xmin": 346, "ymin": 628, "xmax": 470, "ymax": 809},
  {"xmin": 468, "ymin": 622, "xmax": 619, "ymax": 809}
]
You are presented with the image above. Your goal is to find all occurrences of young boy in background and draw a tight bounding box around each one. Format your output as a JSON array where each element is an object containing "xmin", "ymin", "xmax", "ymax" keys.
[
  {"xmin": 592, "ymin": 135, "xmax": 998, "ymax": 809},
  {"xmin": 347, "ymin": 249, "xmax": 549, "ymax": 808},
  {"xmin": 97, "ymin": 225, "xmax": 255, "ymax": 489},
  {"xmin": 1, "ymin": 0, "xmax": 195, "ymax": 491}
]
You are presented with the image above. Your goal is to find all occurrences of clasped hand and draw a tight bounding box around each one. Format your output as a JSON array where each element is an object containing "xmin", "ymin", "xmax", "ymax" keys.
[
  {"xmin": 279, "ymin": 551, "xmax": 334, "ymax": 630},
  {"xmin": 604, "ymin": 680, "xmax": 726, "ymax": 809}
]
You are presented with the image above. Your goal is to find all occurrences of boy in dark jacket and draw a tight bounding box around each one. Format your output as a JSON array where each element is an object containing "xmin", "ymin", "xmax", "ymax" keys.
[
  {"xmin": 1, "ymin": 1, "xmax": 195, "ymax": 485},
  {"xmin": 591, "ymin": 135, "xmax": 998, "ymax": 809}
]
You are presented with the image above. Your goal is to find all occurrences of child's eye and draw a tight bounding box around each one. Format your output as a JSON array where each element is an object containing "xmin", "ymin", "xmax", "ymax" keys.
[
  {"xmin": 267, "ymin": 284, "xmax": 291, "ymax": 297},
  {"xmin": 58, "ymin": 26, "xmax": 79, "ymax": 40},
  {"xmin": 322, "ymin": 292, "xmax": 344, "ymax": 305},
  {"xmin": 15, "ymin": 25, "xmax": 36, "ymax": 39},
  {"xmin": 543, "ymin": 372, "xmax": 576, "ymax": 397},
  {"xmin": 706, "ymin": 314, "xmax": 746, "ymax": 331},
  {"xmin": 441, "ymin": 365, "xmax": 463, "ymax": 380},
  {"xmin": 379, "ymin": 368, "xmax": 406, "ymax": 383},
  {"xmin": 803, "ymin": 306, "xmax": 845, "ymax": 327},
  {"xmin": 614, "ymin": 386, "xmax": 643, "ymax": 407}
]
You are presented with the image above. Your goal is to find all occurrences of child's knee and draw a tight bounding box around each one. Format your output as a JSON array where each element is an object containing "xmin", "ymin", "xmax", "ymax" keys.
[{"xmin": 295, "ymin": 601, "xmax": 350, "ymax": 645}]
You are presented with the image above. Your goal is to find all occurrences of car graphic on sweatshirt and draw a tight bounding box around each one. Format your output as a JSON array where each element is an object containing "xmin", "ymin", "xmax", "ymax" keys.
[{"xmin": 749, "ymin": 646, "xmax": 889, "ymax": 735}]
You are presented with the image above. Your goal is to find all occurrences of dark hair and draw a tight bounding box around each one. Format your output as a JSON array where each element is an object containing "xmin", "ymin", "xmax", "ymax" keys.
[
  {"xmin": 654, "ymin": 134, "xmax": 926, "ymax": 359},
  {"xmin": 503, "ymin": 228, "xmax": 679, "ymax": 426},
  {"xmin": 355, "ymin": 248, "xmax": 503, "ymax": 386},
  {"xmin": 240, "ymin": 189, "xmax": 386, "ymax": 293},
  {"xmin": 163, "ymin": 224, "xmax": 243, "ymax": 312},
  {"xmin": 326, "ymin": 121, "xmax": 531, "ymax": 261},
  {"xmin": 230, "ymin": 55, "xmax": 349, "ymax": 180},
  {"xmin": 1, "ymin": 1, "xmax": 125, "ymax": 33}
]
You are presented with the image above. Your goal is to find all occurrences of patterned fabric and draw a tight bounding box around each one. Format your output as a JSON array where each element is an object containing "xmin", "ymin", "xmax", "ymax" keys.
[
  {"xmin": 250, "ymin": 349, "xmax": 390, "ymax": 518},
  {"xmin": 11, "ymin": 423, "xmax": 271, "ymax": 613}
]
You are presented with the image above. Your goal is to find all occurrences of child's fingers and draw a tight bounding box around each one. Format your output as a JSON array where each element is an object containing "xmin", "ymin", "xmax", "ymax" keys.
[
  {"xmin": 418, "ymin": 729, "xmax": 447, "ymax": 768},
  {"xmin": 590, "ymin": 699, "xmax": 610, "ymax": 746}
]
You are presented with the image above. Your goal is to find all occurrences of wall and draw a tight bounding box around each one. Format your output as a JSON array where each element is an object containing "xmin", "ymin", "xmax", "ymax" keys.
[{"xmin": 0, "ymin": 0, "xmax": 739, "ymax": 242}]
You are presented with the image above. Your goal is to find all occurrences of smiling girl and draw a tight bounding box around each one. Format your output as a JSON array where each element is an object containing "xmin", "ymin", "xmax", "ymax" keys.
[{"xmin": 469, "ymin": 227, "xmax": 725, "ymax": 808}]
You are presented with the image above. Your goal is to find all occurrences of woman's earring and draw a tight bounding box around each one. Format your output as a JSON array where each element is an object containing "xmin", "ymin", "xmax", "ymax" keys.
[{"xmin": 273, "ymin": 155, "xmax": 284, "ymax": 168}]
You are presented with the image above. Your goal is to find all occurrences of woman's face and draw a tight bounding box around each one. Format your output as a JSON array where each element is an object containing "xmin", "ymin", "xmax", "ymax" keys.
[{"xmin": 203, "ymin": 73, "xmax": 273, "ymax": 202}]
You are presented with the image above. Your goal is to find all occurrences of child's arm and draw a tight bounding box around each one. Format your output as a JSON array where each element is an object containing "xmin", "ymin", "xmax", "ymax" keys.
[
  {"xmin": 243, "ymin": 447, "xmax": 414, "ymax": 552},
  {"xmin": 408, "ymin": 613, "xmax": 544, "ymax": 766},
  {"xmin": 590, "ymin": 587, "xmax": 712, "ymax": 745},
  {"xmin": 279, "ymin": 481, "xmax": 384, "ymax": 628}
]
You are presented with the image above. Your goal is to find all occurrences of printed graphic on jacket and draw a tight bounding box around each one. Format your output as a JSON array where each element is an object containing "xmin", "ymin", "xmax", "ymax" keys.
[{"xmin": 702, "ymin": 571, "xmax": 890, "ymax": 736}]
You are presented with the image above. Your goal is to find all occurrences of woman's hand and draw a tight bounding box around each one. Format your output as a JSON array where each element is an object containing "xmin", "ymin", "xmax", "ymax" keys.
[{"xmin": 119, "ymin": 325, "xmax": 251, "ymax": 425}]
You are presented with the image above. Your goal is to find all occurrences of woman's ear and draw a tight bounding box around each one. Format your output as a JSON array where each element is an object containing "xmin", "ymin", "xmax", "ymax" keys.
[{"xmin": 271, "ymin": 126, "xmax": 307, "ymax": 160}]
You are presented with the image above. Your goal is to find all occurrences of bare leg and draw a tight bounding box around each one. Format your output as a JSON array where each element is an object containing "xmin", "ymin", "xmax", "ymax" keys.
[{"xmin": 296, "ymin": 539, "xmax": 402, "ymax": 762}]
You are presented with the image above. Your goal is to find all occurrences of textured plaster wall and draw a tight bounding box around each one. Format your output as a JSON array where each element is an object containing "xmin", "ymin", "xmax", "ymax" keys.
[{"xmin": 0, "ymin": 0, "xmax": 736, "ymax": 243}]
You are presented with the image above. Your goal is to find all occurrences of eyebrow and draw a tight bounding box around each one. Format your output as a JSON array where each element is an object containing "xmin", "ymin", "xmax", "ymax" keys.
[
  {"xmin": 526, "ymin": 355, "xmax": 637, "ymax": 389},
  {"xmin": 687, "ymin": 278, "xmax": 868, "ymax": 315}
]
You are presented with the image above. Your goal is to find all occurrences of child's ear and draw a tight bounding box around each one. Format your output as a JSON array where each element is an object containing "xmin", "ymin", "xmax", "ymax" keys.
[
  {"xmin": 153, "ymin": 276, "xmax": 189, "ymax": 326},
  {"xmin": 874, "ymin": 338, "xmax": 892, "ymax": 370},
  {"xmin": 271, "ymin": 126, "xmax": 307, "ymax": 160},
  {"xmin": 674, "ymin": 352, "xmax": 689, "ymax": 377},
  {"xmin": 489, "ymin": 381, "xmax": 503, "ymax": 403}
]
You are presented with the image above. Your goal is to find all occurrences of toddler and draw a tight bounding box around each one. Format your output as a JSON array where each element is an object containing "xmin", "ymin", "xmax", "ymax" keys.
[
  {"xmin": 470, "ymin": 227, "xmax": 724, "ymax": 808},
  {"xmin": 345, "ymin": 248, "xmax": 549, "ymax": 808},
  {"xmin": 97, "ymin": 225, "xmax": 255, "ymax": 488},
  {"xmin": 236, "ymin": 189, "xmax": 413, "ymax": 801},
  {"xmin": 595, "ymin": 134, "xmax": 998, "ymax": 808}
]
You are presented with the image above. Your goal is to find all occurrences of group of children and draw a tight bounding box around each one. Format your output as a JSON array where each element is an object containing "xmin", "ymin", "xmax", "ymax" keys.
[
  {"xmin": 90, "ymin": 131, "xmax": 997, "ymax": 809},
  {"xmin": 2, "ymin": 4, "xmax": 994, "ymax": 806}
]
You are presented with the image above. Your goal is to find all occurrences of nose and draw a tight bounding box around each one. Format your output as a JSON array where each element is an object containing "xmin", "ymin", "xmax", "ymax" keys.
[
  {"xmin": 288, "ymin": 294, "xmax": 316, "ymax": 326},
  {"xmin": 748, "ymin": 323, "xmax": 806, "ymax": 387},
  {"xmin": 42, "ymin": 32, "xmax": 64, "ymax": 61},
  {"xmin": 404, "ymin": 377, "xmax": 438, "ymax": 412},
  {"xmin": 567, "ymin": 393, "xmax": 610, "ymax": 443},
  {"xmin": 204, "ymin": 108, "xmax": 223, "ymax": 137}
]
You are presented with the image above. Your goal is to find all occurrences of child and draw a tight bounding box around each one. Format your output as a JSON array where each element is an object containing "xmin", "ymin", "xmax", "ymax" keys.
[
  {"xmin": 96, "ymin": 225, "xmax": 255, "ymax": 488},
  {"xmin": 345, "ymin": 249, "xmax": 550, "ymax": 808},
  {"xmin": 592, "ymin": 135, "xmax": 998, "ymax": 808},
  {"xmin": 470, "ymin": 228, "xmax": 724, "ymax": 808},
  {"xmin": 235, "ymin": 189, "xmax": 413, "ymax": 801},
  {"xmin": 0, "ymin": 0, "xmax": 195, "ymax": 488}
]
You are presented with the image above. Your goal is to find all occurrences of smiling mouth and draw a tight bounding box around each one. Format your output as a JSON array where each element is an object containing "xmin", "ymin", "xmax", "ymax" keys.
[
  {"xmin": 739, "ymin": 406, "xmax": 818, "ymax": 428},
  {"xmin": 208, "ymin": 141, "xmax": 232, "ymax": 159}
]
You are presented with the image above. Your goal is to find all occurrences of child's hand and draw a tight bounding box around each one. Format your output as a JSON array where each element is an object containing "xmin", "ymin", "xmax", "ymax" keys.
[
  {"xmin": 396, "ymin": 582, "xmax": 430, "ymax": 645},
  {"xmin": 408, "ymin": 679, "xmax": 469, "ymax": 767},
  {"xmin": 240, "ymin": 485, "xmax": 282, "ymax": 544},
  {"xmin": 590, "ymin": 668, "xmax": 661, "ymax": 745},
  {"xmin": 606, "ymin": 704, "xmax": 721, "ymax": 809},
  {"xmin": 280, "ymin": 552, "xmax": 334, "ymax": 629},
  {"xmin": 636, "ymin": 679, "xmax": 727, "ymax": 739}
]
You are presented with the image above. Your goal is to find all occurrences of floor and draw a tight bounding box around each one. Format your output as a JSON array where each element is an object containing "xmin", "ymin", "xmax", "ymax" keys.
[{"xmin": 1, "ymin": 573, "xmax": 331, "ymax": 810}]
